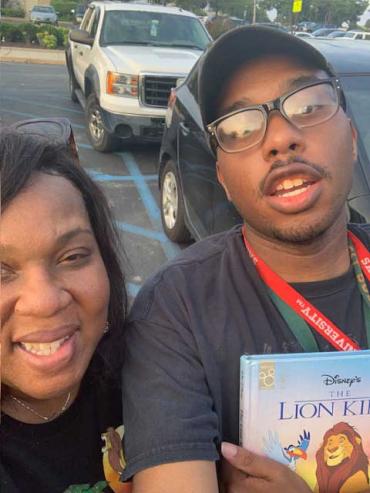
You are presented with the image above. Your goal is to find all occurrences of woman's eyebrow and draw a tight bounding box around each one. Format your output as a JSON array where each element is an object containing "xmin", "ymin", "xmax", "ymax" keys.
[
  {"xmin": 0, "ymin": 228, "xmax": 94, "ymax": 258},
  {"xmin": 54, "ymin": 228, "xmax": 94, "ymax": 248}
]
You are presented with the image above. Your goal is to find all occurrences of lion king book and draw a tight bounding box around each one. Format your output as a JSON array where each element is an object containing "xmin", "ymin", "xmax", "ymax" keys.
[{"xmin": 240, "ymin": 350, "xmax": 370, "ymax": 493}]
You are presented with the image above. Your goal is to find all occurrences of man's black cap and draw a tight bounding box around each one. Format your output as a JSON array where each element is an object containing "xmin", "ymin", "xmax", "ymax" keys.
[{"xmin": 198, "ymin": 26, "xmax": 335, "ymax": 126}]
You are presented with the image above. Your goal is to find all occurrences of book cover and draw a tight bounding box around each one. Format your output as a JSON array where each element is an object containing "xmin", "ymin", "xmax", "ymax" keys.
[{"xmin": 240, "ymin": 350, "xmax": 370, "ymax": 492}]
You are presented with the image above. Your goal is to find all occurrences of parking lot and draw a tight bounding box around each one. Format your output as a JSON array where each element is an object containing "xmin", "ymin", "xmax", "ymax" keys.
[{"xmin": 0, "ymin": 62, "xmax": 184, "ymax": 299}]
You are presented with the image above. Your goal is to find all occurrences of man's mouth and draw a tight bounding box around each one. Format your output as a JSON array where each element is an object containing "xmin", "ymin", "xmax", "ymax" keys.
[
  {"xmin": 261, "ymin": 163, "xmax": 324, "ymax": 214},
  {"xmin": 271, "ymin": 177, "xmax": 317, "ymax": 198},
  {"xmin": 18, "ymin": 335, "xmax": 72, "ymax": 356}
]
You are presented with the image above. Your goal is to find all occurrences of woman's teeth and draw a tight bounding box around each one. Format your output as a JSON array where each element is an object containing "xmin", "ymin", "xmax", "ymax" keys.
[{"xmin": 19, "ymin": 335, "xmax": 70, "ymax": 356}]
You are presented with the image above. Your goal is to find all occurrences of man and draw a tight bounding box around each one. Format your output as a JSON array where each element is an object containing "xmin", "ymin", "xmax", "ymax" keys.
[{"xmin": 121, "ymin": 26, "xmax": 370, "ymax": 492}]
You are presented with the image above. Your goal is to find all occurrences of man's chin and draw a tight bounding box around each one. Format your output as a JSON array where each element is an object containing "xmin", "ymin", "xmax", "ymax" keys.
[
  {"xmin": 270, "ymin": 224, "xmax": 328, "ymax": 245},
  {"xmin": 248, "ymin": 210, "xmax": 346, "ymax": 245}
]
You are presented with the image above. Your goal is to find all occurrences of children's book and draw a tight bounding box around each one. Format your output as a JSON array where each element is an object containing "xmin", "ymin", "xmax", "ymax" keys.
[{"xmin": 240, "ymin": 350, "xmax": 370, "ymax": 493}]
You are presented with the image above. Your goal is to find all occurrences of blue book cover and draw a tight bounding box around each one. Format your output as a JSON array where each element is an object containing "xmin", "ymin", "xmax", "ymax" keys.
[{"xmin": 240, "ymin": 350, "xmax": 370, "ymax": 492}]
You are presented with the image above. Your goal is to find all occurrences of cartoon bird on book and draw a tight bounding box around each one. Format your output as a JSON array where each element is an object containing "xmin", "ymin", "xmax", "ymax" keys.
[{"xmin": 263, "ymin": 430, "xmax": 311, "ymax": 471}]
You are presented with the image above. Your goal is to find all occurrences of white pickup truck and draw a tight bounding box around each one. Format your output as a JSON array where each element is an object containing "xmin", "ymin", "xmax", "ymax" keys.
[{"xmin": 65, "ymin": 1, "xmax": 211, "ymax": 152}]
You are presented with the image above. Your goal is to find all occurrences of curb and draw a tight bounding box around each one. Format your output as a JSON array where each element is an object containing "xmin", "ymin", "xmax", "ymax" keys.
[{"xmin": 0, "ymin": 46, "xmax": 65, "ymax": 65}]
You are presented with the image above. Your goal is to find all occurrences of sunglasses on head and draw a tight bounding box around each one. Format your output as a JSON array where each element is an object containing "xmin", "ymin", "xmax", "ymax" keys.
[
  {"xmin": 10, "ymin": 117, "xmax": 80, "ymax": 165},
  {"xmin": 207, "ymin": 78, "xmax": 343, "ymax": 154}
]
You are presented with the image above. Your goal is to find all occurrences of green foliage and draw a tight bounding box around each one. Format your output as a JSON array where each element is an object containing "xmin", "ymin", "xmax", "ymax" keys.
[
  {"xmin": 264, "ymin": 0, "xmax": 368, "ymax": 26},
  {"xmin": 174, "ymin": 0, "xmax": 368, "ymax": 27},
  {"xmin": 0, "ymin": 23, "xmax": 25, "ymax": 42},
  {"xmin": 1, "ymin": 7, "xmax": 25, "ymax": 17},
  {"xmin": 37, "ymin": 32, "xmax": 57, "ymax": 49},
  {"xmin": 0, "ymin": 21, "xmax": 69, "ymax": 48},
  {"xmin": 51, "ymin": 0, "xmax": 78, "ymax": 20}
]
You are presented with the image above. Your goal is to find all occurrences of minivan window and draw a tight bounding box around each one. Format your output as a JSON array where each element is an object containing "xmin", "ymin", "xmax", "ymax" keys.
[
  {"xmin": 341, "ymin": 75, "xmax": 370, "ymax": 161},
  {"xmin": 100, "ymin": 11, "xmax": 210, "ymax": 50}
]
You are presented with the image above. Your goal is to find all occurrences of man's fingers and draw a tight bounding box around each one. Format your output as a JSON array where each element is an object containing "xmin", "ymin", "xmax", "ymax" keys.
[{"xmin": 221, "ymin": 442, "xmax": 279, "ymax": 479}]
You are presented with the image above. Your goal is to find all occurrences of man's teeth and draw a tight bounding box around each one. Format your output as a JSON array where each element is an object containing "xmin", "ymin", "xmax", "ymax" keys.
[
  {"xmin": 275, "ymin": 178, "xmax": 310, "ymax": 196},
  {"xmin": 19, "ymin": 335, "xmax": 70, "ymax": 356}
]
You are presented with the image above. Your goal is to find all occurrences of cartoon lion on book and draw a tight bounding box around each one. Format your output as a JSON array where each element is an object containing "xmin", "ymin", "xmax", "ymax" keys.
[{"xmin": 314, "ymin": 422, "xmax": 369, "ymax": 493}]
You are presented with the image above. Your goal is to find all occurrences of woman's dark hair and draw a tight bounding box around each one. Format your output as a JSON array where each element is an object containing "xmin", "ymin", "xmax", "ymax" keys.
[{"xmin": 0, "ymin": 129, "xmax": 127, "ymax": 385}]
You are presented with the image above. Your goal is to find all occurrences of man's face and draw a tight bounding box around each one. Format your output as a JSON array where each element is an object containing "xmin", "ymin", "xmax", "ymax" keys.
[{"xmin": 216, "ymin": 56, "xmax": 357, "ymax": 243}]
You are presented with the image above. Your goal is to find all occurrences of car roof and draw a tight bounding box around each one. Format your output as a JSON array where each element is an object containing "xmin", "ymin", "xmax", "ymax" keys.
[
  {"xmin": 305, "ymin": 38, "xmax": 370, "ymax": 74},
  {"xmin": 90, "ymin": 1, "xmax": 197, "ymax": 17}
]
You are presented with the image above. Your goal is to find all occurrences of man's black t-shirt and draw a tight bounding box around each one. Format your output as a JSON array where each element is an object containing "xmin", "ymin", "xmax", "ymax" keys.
[
  {"xmin": 0, "ymin": 376, "xmax": 127, "ymax": 493},
  {"xmin": 121, "ymin": 223, "xmax": 370, "ymax": 480}
]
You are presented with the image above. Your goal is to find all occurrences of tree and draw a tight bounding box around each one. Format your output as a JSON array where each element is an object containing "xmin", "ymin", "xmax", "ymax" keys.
[
  {"xmin": 174, "ymin": 0, "xmax": 205, "ymax": 10},
  {"xmin": 265, "ymin": 0, "xmax": 368, "ymax": 26}
]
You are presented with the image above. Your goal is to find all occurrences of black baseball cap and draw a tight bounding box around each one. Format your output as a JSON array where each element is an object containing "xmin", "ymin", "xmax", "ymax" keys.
[{"xmin": 198, "ymin": 26, "xmax": 336, "ymax": 126}]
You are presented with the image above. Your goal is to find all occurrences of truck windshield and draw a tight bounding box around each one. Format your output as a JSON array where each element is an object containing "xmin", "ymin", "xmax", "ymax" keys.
[
  {"xmin": 341, "ymin": 75, "xmax": 370, "ymax": 164},
  {"xmin": 101, "ymin": 11, "xmax": 210, "ymax": 50}
]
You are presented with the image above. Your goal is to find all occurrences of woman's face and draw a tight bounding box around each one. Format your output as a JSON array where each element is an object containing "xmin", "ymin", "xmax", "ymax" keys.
[{"xmin": 0, "ymin": 172, "xmax": 110, "ymax": 400}]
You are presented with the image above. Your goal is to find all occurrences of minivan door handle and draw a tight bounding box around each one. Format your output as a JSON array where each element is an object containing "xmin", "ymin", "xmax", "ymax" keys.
[{"xmin": 179, "ymin": 122, "xmax": 190, "ymax": 136}]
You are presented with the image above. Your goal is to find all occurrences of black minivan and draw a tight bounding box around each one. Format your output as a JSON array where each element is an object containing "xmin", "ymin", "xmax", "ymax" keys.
[{"xmin": 158, "ymin": 39, "xmax": 370, "ymax": 243}]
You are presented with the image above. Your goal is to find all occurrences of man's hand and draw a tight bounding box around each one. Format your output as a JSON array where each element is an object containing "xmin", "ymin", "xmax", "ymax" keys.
[{"xmin": 220, "ymin": 442, "xmax": 312, "ymax": 493}]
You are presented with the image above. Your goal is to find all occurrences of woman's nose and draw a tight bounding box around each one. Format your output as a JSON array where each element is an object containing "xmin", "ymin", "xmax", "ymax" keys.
[{"xmin": 15, "ymin": 269, "xmax": 72, "ymax": 317}]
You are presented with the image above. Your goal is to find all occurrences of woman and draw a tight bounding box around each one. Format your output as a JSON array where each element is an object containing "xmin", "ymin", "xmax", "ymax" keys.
[{"xmin": 0, "ymin": 129, "xmax": 130, "ymax": 493}]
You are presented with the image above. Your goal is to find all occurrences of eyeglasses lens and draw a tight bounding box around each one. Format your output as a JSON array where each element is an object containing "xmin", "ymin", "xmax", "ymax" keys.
[
  {"xmin": 283, "ymin": 82, "xmax": 338, "ymax": 128},
  {"xmin": 215, "ymin": 82, "xmax": 338, "ymax": 153},
  {"xmin": 216, "ymin": 110, "xmax": 265, "ymax": 153}
]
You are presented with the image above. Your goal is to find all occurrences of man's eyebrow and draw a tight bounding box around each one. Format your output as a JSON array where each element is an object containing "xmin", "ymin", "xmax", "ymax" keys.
[
  {"xmin": 217, "ymin": 74, "xmax": 327, "ymax": 120},
  {"xmin": 284, "ymin": 74, "xmax": 326, "ymax": 92},
  {"xmin": 219, "ymin": 98, "xmax": 253, "ymax": 118},
  {"xmin": 0, "ymin": 228, "xmax": 94, "ymax": 257}
]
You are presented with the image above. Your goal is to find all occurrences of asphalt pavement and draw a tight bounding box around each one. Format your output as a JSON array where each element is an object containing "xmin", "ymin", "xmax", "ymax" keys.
[{"xmin": 0, "ymin": 61, "xmax": 184, "ymax": 299}]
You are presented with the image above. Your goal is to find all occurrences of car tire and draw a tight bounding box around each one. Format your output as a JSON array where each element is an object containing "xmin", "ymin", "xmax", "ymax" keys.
[
  {"xmin": 68, "ymin": 69, "xmax": 78, "ymax": 103},
  {"xmin": 160, "ymin": 159, "xmax": 191, "ymax": 243},
  {"xmin": 85, "ymin": 93, "xmax": 119, "ymax": 153}
]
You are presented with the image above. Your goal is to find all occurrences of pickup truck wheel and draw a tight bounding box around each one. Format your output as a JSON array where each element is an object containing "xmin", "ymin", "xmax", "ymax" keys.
[
  {"xmin": 160, "ymin": 160, "xmax": 191, "ymax": 243},
  {"xmin": 68, "ymin": 71, "xmax": 78, "ymax": 103},
  {"xmin": 86, "ymin": 93, "xmax": 119, "ymax": 152}
]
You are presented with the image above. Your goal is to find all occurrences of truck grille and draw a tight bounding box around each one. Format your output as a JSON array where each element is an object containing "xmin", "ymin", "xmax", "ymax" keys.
[{"xmin": 142, "ymin": 76, "xmax": 178, "ymax": 108}]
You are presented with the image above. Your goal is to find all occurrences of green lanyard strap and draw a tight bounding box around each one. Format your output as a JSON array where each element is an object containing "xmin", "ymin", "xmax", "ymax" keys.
[{"xmin": 268, "ymin": 241, "xmax": 370, "ymax": 352}]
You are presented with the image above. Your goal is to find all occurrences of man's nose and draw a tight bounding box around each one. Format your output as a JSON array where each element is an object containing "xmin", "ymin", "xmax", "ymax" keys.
[
  {"xmin": 15, "ymin": 269, "xmax": 72, "ymax": 317},
  {"xmin": 261, "ymin": 111, "xmax": 306, "ymax": 160}
]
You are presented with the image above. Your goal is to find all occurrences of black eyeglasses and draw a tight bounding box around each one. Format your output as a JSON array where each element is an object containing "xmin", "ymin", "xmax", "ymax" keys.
[
  {"xmin": 10, "ymin": 118, "xmax": 80, "ymax": 165},
  {"xmin": 207, "ymin": 78, "xmax": 342, "ymax": 154}
]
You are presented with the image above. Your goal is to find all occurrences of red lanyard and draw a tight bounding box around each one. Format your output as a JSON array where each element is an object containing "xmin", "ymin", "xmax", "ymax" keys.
[{"xmin": 242, "ymin": 226, "xmax": 370, "ymax": 352}]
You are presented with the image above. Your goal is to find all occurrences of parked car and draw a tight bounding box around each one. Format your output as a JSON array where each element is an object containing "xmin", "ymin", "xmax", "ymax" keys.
[
  {"xmin": 158, "ymin": 39, "xmax": 370, "ymax": 242},
  {"xmin": 65, "ymin": 1, "xmax": 211, "ymax": 152},
  {"xmin": 297, "ymin": 21, "xmax": 320, "ymax": 33},
  {"xmin": 30, "ymin": 5, "xmax": 58, "ymax": 25},
  {"xmin": 340, "ymin": 30, "xmax": 370, "ymax": 41},
  {"xmin": 326, "ymin": 30, "xmax": 347, "ymax": 39},
  {"xmin": 312, "ymin": 27, "xmax": 342, "ymax": 37},
  {"xmin": 72, "ymin": 4, "xmax": 87, "ymax": 25},
  {"xmin": 294, "ymin": 31, "xmax": 314, "ymax": 38}
]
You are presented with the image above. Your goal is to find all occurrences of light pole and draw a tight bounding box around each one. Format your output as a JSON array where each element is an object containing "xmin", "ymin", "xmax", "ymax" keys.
[{"xmin": 253, "ymin": 0, "xmax": 257, "ymax": 23}]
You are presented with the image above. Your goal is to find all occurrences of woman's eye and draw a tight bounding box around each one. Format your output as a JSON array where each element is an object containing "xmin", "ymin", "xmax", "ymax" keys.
[
  {"xmin": 61, "ymin": 252, "xmax": 90, "ymax": 264},
  {"xmin": 0, "ymin": 263, "xmax": 16, "ymax": 282}
]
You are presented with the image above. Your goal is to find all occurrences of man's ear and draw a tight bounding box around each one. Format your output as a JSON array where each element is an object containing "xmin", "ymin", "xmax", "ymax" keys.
[
  {"xmin": 216, "ymin": 162, "xmax": 232, "ymax": 201},
  {"xmin": 349, "ymin": 119, "xmax": 358, "ymax": 162}
]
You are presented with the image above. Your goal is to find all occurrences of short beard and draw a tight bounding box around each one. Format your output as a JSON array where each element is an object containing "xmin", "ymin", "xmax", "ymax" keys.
[
  {"xmin": 270, "ymin": 221, "xmax": 328, "ymax": 245},
  {"xmin": 248, "ymin": 203, "xmax": 347, "ymax": 246}
]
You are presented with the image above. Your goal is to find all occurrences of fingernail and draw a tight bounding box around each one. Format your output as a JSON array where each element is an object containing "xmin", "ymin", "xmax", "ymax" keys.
[{"xmin": 221, "ymin": 442, "xmax": 238, "ymax": 458}]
